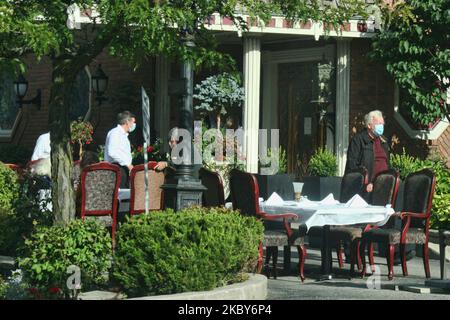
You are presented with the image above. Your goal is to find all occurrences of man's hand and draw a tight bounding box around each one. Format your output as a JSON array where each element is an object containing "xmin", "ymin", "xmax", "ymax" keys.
[
  {"xmin": 366, "ymin": 183, "xmax": 373, "ymax": 193},
  {"xmin": 127, "ymin": 164, "xmax": 134, "ymax": 172},
  {"xmin": 155, "ymin": 161, "xmax": 168, "ymax": 171}
]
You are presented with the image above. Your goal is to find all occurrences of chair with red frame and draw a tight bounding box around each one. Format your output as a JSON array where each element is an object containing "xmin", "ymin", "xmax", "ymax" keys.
[
  {"xmin": 4, "ymin": 163, "xmax": 24, "ymax": 175},
  {"xmin": 199, "ymin": 167, "xmax": 225, "ymax": 207},
  {"xmin": 360, "ymin": 168, "xmax": 436, "ymax": 280},
  {"xmin": 230, "ymin": 169, "xmax": 307, "ymax": 281},
  {"xmin": 80, "ymin": 162, "xmax": 121, "ymax": 249},
  {"xmin": 129, "ymin": 162, "xmax": 165, "ymax": 215}
]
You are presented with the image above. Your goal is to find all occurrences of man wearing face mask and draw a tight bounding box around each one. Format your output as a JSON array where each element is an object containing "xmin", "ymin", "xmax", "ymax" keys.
[
  {"xmin": 104, "ymin": 111, "xmax": 137, "ymax": 188},
  {"xmin": 345, "ymin": 110, "xmax": 389, "ymax": 194}
]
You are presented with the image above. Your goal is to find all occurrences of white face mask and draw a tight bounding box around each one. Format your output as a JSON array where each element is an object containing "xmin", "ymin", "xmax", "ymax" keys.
[{"xmin": 128, "ymin": 122, "xmax": 136, "ymax": 133}]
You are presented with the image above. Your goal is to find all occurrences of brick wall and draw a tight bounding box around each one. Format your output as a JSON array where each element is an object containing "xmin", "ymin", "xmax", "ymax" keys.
[
  {"xmin": 349, "ymin": 39, "xmax": 434, "ymax": 160},
  {"xmin": 2, "ymin": 50, "xmax": 154, "ymax": 153}
]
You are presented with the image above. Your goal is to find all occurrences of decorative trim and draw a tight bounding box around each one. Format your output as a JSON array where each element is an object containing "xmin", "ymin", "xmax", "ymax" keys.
[
  {"xmin": 73, "ymin": 9, "xmax": 378, "ymax": 39},
  {"xmin": 394, "ymin": 85, "xmax": 450, "ymax": 140}
]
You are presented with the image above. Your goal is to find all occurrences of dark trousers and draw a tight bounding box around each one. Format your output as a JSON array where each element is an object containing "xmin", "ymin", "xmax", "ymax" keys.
[{"xmin": 116, "ymin": 165, "xmax": 130, "ymax": 188}]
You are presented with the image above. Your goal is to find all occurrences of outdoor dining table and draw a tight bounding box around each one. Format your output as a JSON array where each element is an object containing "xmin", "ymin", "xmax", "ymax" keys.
[{"xmin": 259, "ymin": 199, "xmax": 395, "ymax": 279}]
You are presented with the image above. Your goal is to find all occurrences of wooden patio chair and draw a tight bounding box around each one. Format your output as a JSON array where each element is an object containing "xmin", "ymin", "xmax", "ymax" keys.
[
  {"xmin": 199, "ymin": 167, "xmax": 225, "ymax": 207},
  {"xmin": 360, "ymin": 168, "xmax": 436, "ymax": 280},
  {"xmin": 129, "ymin": 162, "xmax": 165, "ymax": 215},
  {"xmin": 80, "ymin": 162, "xmax": 121, "ymax": 249},
  {"xmin": 230, "ymin": 169, "xmax": 307, "ymax": 281}
]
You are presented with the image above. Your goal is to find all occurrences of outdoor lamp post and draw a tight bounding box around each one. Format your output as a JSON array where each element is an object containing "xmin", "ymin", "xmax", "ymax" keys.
[
  {"xmin": 91, "ymin": 64, "xmax": 109, "ymax": 106},
  {"xmin": 161, "ymin": 26, "xmax": 206, "ymax": 211},
  {"xmin": 14, "ymin": 74, "xmax": 42, "ymax": 109}
]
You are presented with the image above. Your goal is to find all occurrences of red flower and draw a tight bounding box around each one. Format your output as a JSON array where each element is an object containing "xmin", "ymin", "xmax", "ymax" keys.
[
  {"xmin": 147, "ymin": 146, "xmax": 154, "ymax": 153},
  {"xmin": 86, "ymin": 140, "xmax": 92, "ymax": 145},
  {"xmin": 48, "ymin": 287, "xmax": 61, "ymax": 294},
  {"xmin": 137, "ymin": 146, "xmax": 143, "ymax": 153}
]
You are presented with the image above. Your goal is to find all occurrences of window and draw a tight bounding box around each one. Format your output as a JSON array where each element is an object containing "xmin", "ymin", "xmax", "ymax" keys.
[
  {"xmin": 68, "ymin": 67, "xmax": 91, "ymax": 121},
  {"xmin": 0, "ymin": 69, "xmax": 20, "ymax": 138}
]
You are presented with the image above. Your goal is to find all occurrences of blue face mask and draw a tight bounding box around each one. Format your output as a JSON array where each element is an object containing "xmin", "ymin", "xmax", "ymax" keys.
[
  {"xmin": 374, "ymin": 124, "xmax": 384, "ymax": 137},
  {"xmin": 128, "ymin": 123, "xmax": 136, "ymax": 133}
]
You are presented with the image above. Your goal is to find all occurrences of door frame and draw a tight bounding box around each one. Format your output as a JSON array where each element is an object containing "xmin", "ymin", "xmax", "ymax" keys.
[{"xmin": 262, "ymin": 42, "xmax": 351, "ymax": 176}]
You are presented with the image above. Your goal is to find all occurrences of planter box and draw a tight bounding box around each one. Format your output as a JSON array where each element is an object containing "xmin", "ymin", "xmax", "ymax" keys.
[
  {"xmin": 301, "ymin": 176, "xmax": 342, "ymax": 201},
  {"xmin": 255, "ymin": 173, "xmax": 295, "ymax": 201}
]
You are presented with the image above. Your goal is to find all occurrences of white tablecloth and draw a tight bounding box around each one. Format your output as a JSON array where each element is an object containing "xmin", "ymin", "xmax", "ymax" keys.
[{"xmin": 259, "ymin": 200, "xmax": 395, "ymax": 230}]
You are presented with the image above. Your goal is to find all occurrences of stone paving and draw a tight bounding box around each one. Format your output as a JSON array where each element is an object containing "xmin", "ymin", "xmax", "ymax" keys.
[{"xmin": 267, "ymin": 247, "xmax": 450, "ymax": 300}]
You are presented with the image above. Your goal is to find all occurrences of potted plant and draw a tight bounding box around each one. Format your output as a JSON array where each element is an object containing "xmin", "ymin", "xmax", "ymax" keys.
[
  {"xmin": 70, "ymin": 120, "xmax": 93, "ymax": 161},
  {"xmin": 302, "ymin": 148, "xmax": 341, "ymax": 201},
  {"xmin": 256, "ymin": 146, "xmax": 296, "ymax": 201},
  {"xmin": 193, "ymin": 72, "xmax": 244, "ymax": 130}
]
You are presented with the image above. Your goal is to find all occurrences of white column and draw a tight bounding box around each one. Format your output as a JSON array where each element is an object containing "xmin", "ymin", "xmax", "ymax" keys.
[
  {"xmin": 243, "ymin": 36, "xmax": 261, "ymax": 173},
  {"xmin": 335, "ymin": 39, "xmax": 351, "ymax": 176},
  {"xmin": 262, "ymin": 53, "xmax": 278, "ymax": 130},
  {"xmin": 155, "ymin": 56, "xmax": 170, "ymax": 152}
]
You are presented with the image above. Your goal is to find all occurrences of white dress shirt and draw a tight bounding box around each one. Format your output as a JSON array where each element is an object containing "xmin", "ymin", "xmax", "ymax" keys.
[
  {"xmin": 31, "ymin": 132, "xmax": 51, "ymax": 161},
  {"xmin": 104, "ymin": 125, "xmax": 132, "ymax": 167}
]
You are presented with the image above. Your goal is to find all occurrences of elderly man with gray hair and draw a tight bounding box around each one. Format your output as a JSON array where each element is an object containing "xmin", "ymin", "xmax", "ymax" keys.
[{"xmin": 345, "ymin": 110, "xmax": 389, "ymax": 193}]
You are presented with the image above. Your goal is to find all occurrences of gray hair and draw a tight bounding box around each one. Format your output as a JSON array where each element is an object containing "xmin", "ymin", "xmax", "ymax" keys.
[
  {"xmin": 117, "ymin": 111, "xmax": 135, "ymax": 125},
  {"xmin": 364, "ymin": 110, "xmax": 383, "ymax": 126}
]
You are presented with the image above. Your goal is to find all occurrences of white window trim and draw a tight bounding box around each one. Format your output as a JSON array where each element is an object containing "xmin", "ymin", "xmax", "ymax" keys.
[
  {"xmin": 394, "ymin": 84, "xmax": 449, "ymax": 140},
  {"xmin": 0, "ymin": 109, "xmax": 22, "ymax": 139}
]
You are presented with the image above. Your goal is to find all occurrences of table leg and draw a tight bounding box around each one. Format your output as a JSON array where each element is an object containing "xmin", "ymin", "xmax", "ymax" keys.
[{"xmin": 320, "ymin": 225, "xmax": 333, "ymax": 280}]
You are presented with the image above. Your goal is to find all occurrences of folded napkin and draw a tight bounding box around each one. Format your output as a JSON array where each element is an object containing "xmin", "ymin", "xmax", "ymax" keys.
[
  {"xmin": 265, "ymin": 192, "xmax": 284, "ymax": 206},
  {"xmin": 344, "ymin": 194, "xmax": 369, "ymax": 208},
  {"xmin": 319, "ymin": 193, "xmax": 339, "ymax": 205}
]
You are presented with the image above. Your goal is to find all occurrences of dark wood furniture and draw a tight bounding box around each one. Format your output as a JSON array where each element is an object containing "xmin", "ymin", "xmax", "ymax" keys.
[
  {"xmin": 360, "ymin": 169, "xmax": 436, "ymax": 280},
  {"xmin": 230, "ymin": 169, "xmax": 307, "ymax": 281},
  {"xmin": 199, "ymin": 167, "xmax": 225, "ymax": 207}
]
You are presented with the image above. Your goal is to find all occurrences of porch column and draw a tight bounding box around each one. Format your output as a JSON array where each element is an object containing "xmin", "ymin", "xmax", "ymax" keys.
[
  {"xmin": 336, "ymin": 39, "xmax": 351, "ymax": 176},
  {"xmin": 155, "ymin": 55, "xmax": 170, "ymax": 152},
  {"xmin": 243, "ymin": 36, "xmax": 261, "ymax": 173}
]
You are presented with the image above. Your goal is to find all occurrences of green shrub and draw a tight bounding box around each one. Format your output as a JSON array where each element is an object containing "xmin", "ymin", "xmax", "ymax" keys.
[
  {"xmin": 0, "ymin": 172, "xmax": 53, "ymax": 256},
  {"xmin": 307, "ymin": 148, "xmax": 338, "ymax": 177},
  {"xmin": 19, "ymin": 219, "xmax": 112, "ymax": 298},
  {"xmin": 0, "ymin": 163, "xmax": 20, "ymax": 211},
  {"xmin": 0, "ymin": 276, "xmax": 7, "ymax": 300},
  {"xmin": 391, "ymin": 150, "xmax": 450, "ymax": 230},
  {"xmin": 262, "ymin": 146, "xmax": 288, "ymax": 174},
  {"xmin": 112, "ymin": 207, "xmax": 264, "ymax": 297},
  {"xmin": 0, "ymin": 144, "xmax": 31, "ymax": 166}
]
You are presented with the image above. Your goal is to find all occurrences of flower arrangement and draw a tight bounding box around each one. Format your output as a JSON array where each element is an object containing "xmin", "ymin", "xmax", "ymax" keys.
[
  {"xmin": 70, "ymin": 120, "xmax": 93, "ymax": 159},
  {"xmin": 131, "ymin": 138, "xmax": 167, "ymax": 164}
]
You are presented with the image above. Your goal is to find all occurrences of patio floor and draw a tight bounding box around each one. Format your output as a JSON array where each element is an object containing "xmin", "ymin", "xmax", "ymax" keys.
[{"xmin": 267, "ymin": 247, "xmax": 450, "ymax": 300}]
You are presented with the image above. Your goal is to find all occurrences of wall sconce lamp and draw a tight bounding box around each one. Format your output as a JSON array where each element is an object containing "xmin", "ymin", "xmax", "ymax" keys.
[
  {"xmin": 92, "ymin": 64, "xmax": 109, "ymax": 106},
  {"xmin": 14, "ymin": 74, "xmax": 42, "ymax": 110}
]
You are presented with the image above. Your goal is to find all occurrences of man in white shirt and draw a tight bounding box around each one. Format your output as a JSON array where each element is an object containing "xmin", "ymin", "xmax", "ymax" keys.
[
  {"xmin": 104, "ymin": 111, "xmax": 136, "ymax": 188},
  {"xmin": 31, "ymin": 132, "xmax": 51, "ymax": 161}
]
